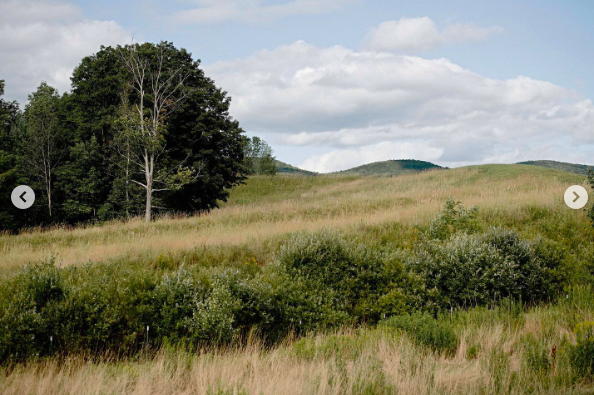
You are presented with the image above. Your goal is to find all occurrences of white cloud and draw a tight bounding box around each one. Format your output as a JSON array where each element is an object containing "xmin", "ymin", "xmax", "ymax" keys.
[
  {"xmin": 206, "ymin": 40, "xmax": 594, "ymax": 172},
  {"xmin": 173, "ymin": 0, "xmax": 357, "ymax": 24},
  {"xmin": 364, "ymin": 17, "xmax": 503, "ymax": 53},
  {"xmin": 0, "ymin": 0, "xmax": 130, "ymax": 103}
]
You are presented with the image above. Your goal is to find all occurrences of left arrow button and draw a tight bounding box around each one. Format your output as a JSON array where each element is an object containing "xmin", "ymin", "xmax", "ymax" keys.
[{"xmin": 11, "ymin": 185, "xmax": 35, "ymax": 210}]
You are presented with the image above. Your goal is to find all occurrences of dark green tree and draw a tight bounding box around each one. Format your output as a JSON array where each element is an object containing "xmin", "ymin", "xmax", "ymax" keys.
[
  {"xmin": 58, "ymin": 136, "xmax": 103, "ymax": 221},
  {"xmin": 69, "ymin": 42, "xmax": 247, "ymax": 220},
  {"xmin": 243, "ymin": 136, "xmax": 277, "ymax": 176},
  {"xmin": 0, "ymin": 80, "xmax": 21, "ymax": 230}
]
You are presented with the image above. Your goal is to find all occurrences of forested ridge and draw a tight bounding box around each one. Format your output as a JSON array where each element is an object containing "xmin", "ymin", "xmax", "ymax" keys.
[{"xmin": 0, "ymin": 42, "xmax": 274, "ymax": 231}]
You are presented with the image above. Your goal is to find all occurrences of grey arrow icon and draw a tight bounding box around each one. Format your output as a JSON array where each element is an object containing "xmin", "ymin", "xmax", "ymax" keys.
[
  {"xmin": 11, "ymin": 185, "xmax": 35, "ymax": 209},
  {"xmin": 573, "ymin": 191, "xmax": 580, "ymax": 203}
]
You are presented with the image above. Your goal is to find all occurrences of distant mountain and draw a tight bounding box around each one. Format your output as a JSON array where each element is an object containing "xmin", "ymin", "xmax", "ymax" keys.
[
  {"xmin": 274, "ymin": 160, "xmax": 318, "ymax": 176},
  {"xmin": 336, "ymin": 159, "xmax": 443, "ymax": 176},
  {"xmin": 517, "ymin": 160, "xmax": 593, "ymax": 176}
]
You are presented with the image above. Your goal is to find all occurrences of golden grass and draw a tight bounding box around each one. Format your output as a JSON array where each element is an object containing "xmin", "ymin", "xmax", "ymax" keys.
[
  {"xmin": 2, "ymin": 306, "xmax": 592, "ymax": 395},
  {"xmin": 0, "ymin": 165, "xmax": 587, "ymax": 271}
]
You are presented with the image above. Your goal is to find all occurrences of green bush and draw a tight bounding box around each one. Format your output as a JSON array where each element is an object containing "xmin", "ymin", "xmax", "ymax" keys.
[
  {"xmin": 569, "ymin": 322, "xmax": 594, "ymax": 380},
  {"xmin": 381, "ymin": 312, "xmax": 458, "ymax": 356},
  {"xmin": 0, "ymin": 224, "xmax": 569, "ymax": 364},
  {"xmin": 184, "ymin": 279, "xmax": 237, "ymax": 345},
  {"xmin": 0, "ymin": 260, "xmax": 65, "ymax": 360},
  {"xmin": 275, "ymin": 230, "xmax": 412, "ymax": 329},
  {"xmin": 409, "ymin": 227, "xmax": 565, "ymax": 310},
  {"xmin": 425, "ymin": 197, "xmax": 479, "ymax": 240}
]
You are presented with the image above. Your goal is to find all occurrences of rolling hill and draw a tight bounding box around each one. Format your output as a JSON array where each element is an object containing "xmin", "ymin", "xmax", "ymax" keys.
[
  {"xmin": 274, "ymin": 159, "xmax": 317, "ymax": 175},
  {"xmin": 335, "ymin": 159, "xmax": 443, "ymax": 176},
  {"xmin": 517, "ymin": 160, "xmax": 593, "ymax": 175},
  {"xmin": 275, "ymin": 159, "xmax": 443, "ymax": 176}
]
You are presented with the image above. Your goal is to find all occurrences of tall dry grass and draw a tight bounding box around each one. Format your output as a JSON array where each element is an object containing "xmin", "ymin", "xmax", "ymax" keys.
[
  {"xmin": 0, "ymin": 165, "xmax": 587, "ymax": 271},
  {"xmin": 1, "ymin": 304, "xmax": 592, "ymax": 395}
]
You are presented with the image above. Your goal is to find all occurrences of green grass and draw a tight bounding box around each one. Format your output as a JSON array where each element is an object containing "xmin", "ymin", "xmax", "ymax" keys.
[{"xmin": 0, "ymin": 163, "xmax": 594, "ymax": 394}]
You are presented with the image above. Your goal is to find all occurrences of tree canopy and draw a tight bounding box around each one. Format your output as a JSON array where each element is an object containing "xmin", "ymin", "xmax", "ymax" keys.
[{"xmin": 0, "ymin": 42, "xmax": 260, "ymax": 231}]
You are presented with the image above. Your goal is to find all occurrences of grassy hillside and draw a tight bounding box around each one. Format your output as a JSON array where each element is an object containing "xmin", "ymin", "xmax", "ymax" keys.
[
  {"xmin": 0, "ymin": 164, "xmax": 586, "ymax": 271},
  {"xmin": 1, "ymin": 164, "xmax": 594, "ymax": 394},
  {"xmin": 336, "ymin": 159, "xmax": 442, "ymax": 176},
  {"xmin": 518, "ymin": 160, "xmax": 593, "ymax": 175},
  {"xmin": 0, "ymin": 165, "xmax": 586, "ymax": 268}
]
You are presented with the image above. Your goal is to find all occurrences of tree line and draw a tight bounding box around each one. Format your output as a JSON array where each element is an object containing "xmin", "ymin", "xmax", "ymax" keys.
[{"xmin": 0, "ymin": 42, "xmax": 275, "ymax": 231}]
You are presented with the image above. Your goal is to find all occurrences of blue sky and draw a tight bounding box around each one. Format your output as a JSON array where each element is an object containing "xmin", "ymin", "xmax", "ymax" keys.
[
  {"xmin": 1, "ymin": 0, "xmax": 593, "ymax": 171},
  {"xmin": 74, "ymin": 0, "xmax": 594, "ymax": 97}
]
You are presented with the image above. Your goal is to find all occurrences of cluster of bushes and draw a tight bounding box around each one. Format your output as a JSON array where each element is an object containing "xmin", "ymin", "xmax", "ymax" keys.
[
  {"xmin": 0, "ymin": 201, "xmax": 570, "ymax": 362},
  {"xmin": 410, "ymin": 228, "xmax": 565, "ymax": 311}
]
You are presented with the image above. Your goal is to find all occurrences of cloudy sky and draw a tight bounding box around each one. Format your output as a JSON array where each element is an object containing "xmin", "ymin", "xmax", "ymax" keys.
[{"xmin": 1, "ymin": 0, "xmax": 593, "ymax": 172}]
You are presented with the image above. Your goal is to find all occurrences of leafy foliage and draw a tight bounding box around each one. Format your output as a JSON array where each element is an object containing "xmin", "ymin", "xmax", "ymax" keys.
[
  {"xmin": 382, "ymin": 312, "xmax": 458, "ymax": 355},
  {"xmin": 410, "ymin": 228, "xmax": 565, "ymax": 310},
  {"xmin": 0, "ymin": 42, "xmax": 249, "ymax": 231},
  {"xmin": 425, "ymin": 196, "xmax": 479, "ymax": 240},
  {"xmin": 244, "ymin": 136, "xmax": 277, "ymax": 176}
]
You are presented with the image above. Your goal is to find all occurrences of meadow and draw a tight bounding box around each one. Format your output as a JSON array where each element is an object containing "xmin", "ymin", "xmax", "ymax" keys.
[
  {"xmin": 0, "ymin": 164, "xmax": 587, "ymax": 272},
  {"xmin": 1, "ymin": 164, "xmax": 594, "ymax": 394}
]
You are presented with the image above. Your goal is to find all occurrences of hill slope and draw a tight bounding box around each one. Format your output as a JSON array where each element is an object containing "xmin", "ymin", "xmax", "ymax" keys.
[
  {"xmin": 274, "ymin": 160, "xmax": 317, "ymax": 175},
  {"xmin": 0, "ymin": 164, "xmax": 583, "ymax": 270},
  {"xmin": 517, "ymin": 160, "xmax": 593, "ymax": 175},
  {"xmin": 336, "ymin": 159, "xmax": 442, "ymax": 176}
]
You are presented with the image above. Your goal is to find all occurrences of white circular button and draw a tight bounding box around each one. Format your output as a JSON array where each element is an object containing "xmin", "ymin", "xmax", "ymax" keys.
[
  {"xmin": 11, "ymin": 185, "xmax": 35, "ymax": 210},
  {"xmin": 564, "ymin": 185, "xmax": 588, "ymax": 210}
]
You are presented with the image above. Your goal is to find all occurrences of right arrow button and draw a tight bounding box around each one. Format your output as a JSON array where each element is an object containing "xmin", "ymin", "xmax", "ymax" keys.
[{"xmin": 565, "ymin": 185, "xmax": 588, "ymax": 209}]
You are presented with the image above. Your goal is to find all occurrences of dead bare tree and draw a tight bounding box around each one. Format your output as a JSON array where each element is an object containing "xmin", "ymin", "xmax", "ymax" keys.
[{"xmin": 117, "ymin": 43, "xmax": 200, "ymax": 222}]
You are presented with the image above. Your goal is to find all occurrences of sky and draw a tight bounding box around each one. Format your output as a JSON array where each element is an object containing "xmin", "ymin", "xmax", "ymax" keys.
[{"xmin": 1, "ymin": 0, "xmax": 593, "ymax": 172}]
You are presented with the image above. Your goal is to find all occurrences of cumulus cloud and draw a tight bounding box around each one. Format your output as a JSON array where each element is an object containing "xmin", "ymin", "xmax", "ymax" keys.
[
  {"xmin": 364, "ymin": 17, "xmax": 503, "ymax": 53},
  {"xmin": 206, "ymin": 40, "xmax": 594, "ymax": 172},
  {"xmin": 173, "ymin": 0, "xmax": 357, "ymax": 24},
  {"xmin": 0, "ymin": 0, "xmax": 130, "ymax": 103}
]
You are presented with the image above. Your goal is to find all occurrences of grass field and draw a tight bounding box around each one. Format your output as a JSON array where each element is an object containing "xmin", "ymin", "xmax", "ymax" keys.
[
  {"xmin": 0, "ymin": 164, "xmax": 587, "ymax": 272},
  {"xmin": 1, "ymin": 164, "xmax": 594, "ymax": 394}
]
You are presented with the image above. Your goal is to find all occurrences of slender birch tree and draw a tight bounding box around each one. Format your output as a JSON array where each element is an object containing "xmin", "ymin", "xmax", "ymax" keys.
[
  {"xmin": 117, "ymin": 42, "xmax": 200, "ymax": 221},
  {"xmin": 21, "ymin": 82, "xmax": 63, "ymax": 218}
]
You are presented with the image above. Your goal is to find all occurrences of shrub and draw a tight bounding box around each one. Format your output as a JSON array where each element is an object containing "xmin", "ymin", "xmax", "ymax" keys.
[
  {"xmin": 569, "ymin": 322, "xmax": 594, "ymax": 380},
  {"xmin": 0, "ymin": 260, "xmax": 65, "ymax": 360},
  {"xmin": 184, "ymin": 280, "xmax": 237, "ymax": 345},
  {"xmin": 381, "ymin": 312, "xmax": 458, "ymax": 356},
  {"xmin": 426, "ymin": 197, "xmax": 479, "ymax": 240},
  {"xmin": 409, "ymin": 227, "xmax": 565, "ymax": 310},
  {"xmin": 274, "ymin": 230, "xmax": 412, "ymax": 328}
]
